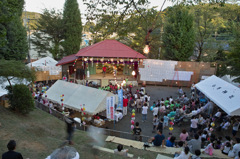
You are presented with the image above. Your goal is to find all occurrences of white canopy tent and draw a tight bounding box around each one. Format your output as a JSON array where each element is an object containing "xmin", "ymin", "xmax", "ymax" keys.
[
  {"xmin": 44, "ymin": 80, "xmax": 116, "ymax": 115},
  {"xmin": 221, "ymin": 75, "xmax": 240, "ymax": 88},
  {"xmin": 27, "ymin": 57, "xmax": 61, "ymax": 75},
  {"xmin": 195, "ymin": 75, "xmax": 240, "ymax": 116}
]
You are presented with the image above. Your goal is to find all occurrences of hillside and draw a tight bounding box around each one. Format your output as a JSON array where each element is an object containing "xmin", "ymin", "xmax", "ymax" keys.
[{"xmin": 0, "ymin": 106, "xmax": 159, "ymax": 159}]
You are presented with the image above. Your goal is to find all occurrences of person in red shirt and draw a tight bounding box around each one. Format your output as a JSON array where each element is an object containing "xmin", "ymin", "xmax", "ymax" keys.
[
  {"xmin": 102, "ymin": 66, "xmax": 107, "ymax": 77},
  {"xmin": 123, "ymin": 97, "xmax": 128, "ymax": 116}
]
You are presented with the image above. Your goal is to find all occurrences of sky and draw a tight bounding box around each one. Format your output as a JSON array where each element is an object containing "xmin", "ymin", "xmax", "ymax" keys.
[{"xmin": 24, "ymin": 0, "xmax": 173, "ymax": 23}]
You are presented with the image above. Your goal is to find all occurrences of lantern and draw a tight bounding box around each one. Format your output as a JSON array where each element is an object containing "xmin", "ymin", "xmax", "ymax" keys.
[
  {"xmin": 169, "ymin": 127, "xmax": 173, "ymax": 131},
  {"xmin": 132, "ymin": 70, "xmax": 136, "ymax": 76},
  {"xmin": 143, "ymin": 45, "xmax": 149, "ymax": 54}
]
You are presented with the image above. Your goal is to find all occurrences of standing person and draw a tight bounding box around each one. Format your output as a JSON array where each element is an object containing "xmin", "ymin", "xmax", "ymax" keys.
[
  {"xmin": 190, "ymin": 116, "xmax": 198, "ymax": 136},
  {"xmin": 232, "ymin": 120, "xmax": 240, "ymax": 138},
  {"xmin": 102, "ymin": 65, "xmax": 107, "ymax": 77},
  {"xmin": 2, "ymin": 140, "xmax": 23, "ymax": 159},
  {"xmin": 233, "ymin": 138, "xmax": 240, "ymax": 157},
  {"xmin": 129, "ymin": 96, "xmax": 135, "ymax": 112},
  {"xmin": 65, "ymin": 111, "xmax": 76, "ymax": 145},
  {"xmin": 133, "ymin": 122, "xmax": 142, "ymax": 141},
  {"xmin": 153, "ymin": 115, "xmax": 159, "ymax": 133},
  {"xmin": 152, "ymin": 105, "xmax": 159, "ymax": 117},
  {"xmin": 157, "ymin": 118, "xmax": 164, "ymax": 132},
  {"xmin": 123, "ymin": 97, "xmax": 128, "ymax": 116},
  {"xmin": 142, "ymin": 103, "xmax": 148, "ymax": 122},
  {"xmin": 136, "ymin": 97, "xmax": 142, "ymax": 113},
  {"xmin": 148, "ymin": 130, "xmax": 165, "ymax": 147},
  {"xmin": 163, "ymin": 113, "xmax": 169, "ymax": 129}
]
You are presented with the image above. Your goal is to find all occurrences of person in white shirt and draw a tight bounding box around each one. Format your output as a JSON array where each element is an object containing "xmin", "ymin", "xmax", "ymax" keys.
[
  {"xmin": 222, "ymin": 120, "xmax": 231, "ymax": 130},
  {"xmin": 142, "ymin": 103, "xmax": 148, "ymax": 122},
  {"xmin": 214, "ymin": 109, "xmax": 221, "ymax": 120},
  {"xmin": 174, "ymin": 146, "xmax": 191, "ymax": 159},
  {"xmin": 190, "ymin": 116, "xmax": 198, "ymax": 135},
  {"xmin": 152, "ymin": 105, "xmax": 159, "ymax": 116},
  {"xmin": 169, "ymin": 96, "xmax": 173, "ymax": 103},
  {"xmin": 233, "ymin": 138, "xmax": 240, "ymax": 157}
]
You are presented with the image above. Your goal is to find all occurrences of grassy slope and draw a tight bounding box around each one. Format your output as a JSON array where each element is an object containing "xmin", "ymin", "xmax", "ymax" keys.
[{"xmin": 0, "ymin": 106, "xmax": 159, "ymax": 159}]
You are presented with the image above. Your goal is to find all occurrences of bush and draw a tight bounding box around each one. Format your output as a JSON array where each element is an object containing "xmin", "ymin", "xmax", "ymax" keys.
[{"xmin": 7, "ymin": 84, "xmax": 34, "ymax": 114}]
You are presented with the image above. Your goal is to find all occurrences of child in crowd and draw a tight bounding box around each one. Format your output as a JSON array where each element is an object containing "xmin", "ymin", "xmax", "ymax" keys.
[
  {"xmin": 192, "ymin": 150, "xmax": 201, "ymax": 159},
  {"xmin": 163, "ymin": 113, "xmax": 169, "ymax": 128},
  {"xmin": 152, "ymin": 115, "xmax": 159, "ymax": 133}
]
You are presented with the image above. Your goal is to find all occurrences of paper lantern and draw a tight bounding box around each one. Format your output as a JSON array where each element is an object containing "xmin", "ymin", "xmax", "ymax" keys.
[
  {"xmin": 83, "ymin": 112, "xmax": 86, "ymax": 115},
  {"xmin": 45, "ymin": 95, "xmax": 47, "ymax": 97},
  {"xmin": 132, "ymin": 114, "xmax": 135, "ymax": 117},
  {"xmin": 45, "ymin": 91, "xmax": 46, "ymax": 94},
  {"xmin": 62, "ymin": 94, "xmax": 64, "ymax": 97},
  {"xmin": 131, "ymin": 125, "xmax": 134, "ymax": 130},
  {"xmin": 170, "ymin": 117, "xmax": 174, "ymax": 121},
  {"xmin": 61, "ymin": 103, "xmax": 64, "ymax": 106},
  {"xmin": 62, "ymin": 99, "xmax": 64, "ymax": 101},
  {"xmin": 131, "ymin": 117, "xmax": 135, "ymax": 120},
  {"xmin": 132, "ymin": 109, "xmax": 135, "ymax": 113},
  {"xmin": 210, "ymin": 128, "xmax": 213, "ymax": 132},
  {"xmin": 132, "ymin": 113, "xmax": 135, "ymax": 116},
  {"xmin": 83, "ymin": 107, "xmax": 86, "ymax": 111},
  {"xmin": 150, "ymin": 106, "xmax": 153, "ymax": 111},
  {"xmin": 211, "ymin": 122, "xmax": 215, "ymax": 127},
  {"xmin": 169, "ymin": 127, "xmax": 173, "ymax": 131},
  {"xmin": 170, "ymin": 122, "xmax": 174, "ymax": 126},
  {"xmin": 97, "ymin": 116, "xmax": 100, "ymax": 120},
  {"xmin": 60, "ymin": 95, "xmax": 62, "ymax": 97},
  {"xmin": 131, "ymin": 120, "xmax": 134, "ymax": 125},
  {"xmin": 81, "ymin": 108, "xmax": 83, "ymax": 111},
  {"xmin": 61, "ymin": 99, "xmax": 63, "ymax": 102}
]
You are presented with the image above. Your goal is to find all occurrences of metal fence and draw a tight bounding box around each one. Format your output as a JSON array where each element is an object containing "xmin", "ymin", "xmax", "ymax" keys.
[{"xmin": 35, "ymin": 101, "xmax": 151, "ymax": 142}]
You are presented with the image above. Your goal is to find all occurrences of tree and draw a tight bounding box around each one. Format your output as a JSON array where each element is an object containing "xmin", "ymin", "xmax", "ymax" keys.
[
  {"xmin": 7, "ymin": 84, "xmax": 34, "ymax": 114},
  {"xmin": 0, "ymin": 0, "xmax": 28, "ymax": 61},
  {"xmin": 162, "ymin": 5, "xmax": 195, "ymax": 61},
  {"xmin": 227, "ymin": 21, "xmax": 240, "ymax": 82},
  {"xmin": 32, "ymin": 9, "xmax": 64, "ymax": 59},
  {"xmin": 62, "ymin": 0, "xmax": 82, "ymax": 56},
  {"xmin": 0, "ymin": 59, "xmax": 36, "ymax": 89}
]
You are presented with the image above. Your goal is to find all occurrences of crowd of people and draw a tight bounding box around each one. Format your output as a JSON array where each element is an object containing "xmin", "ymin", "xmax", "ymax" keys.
[{"xmin": 119, "ymin": 83, "xmax": 240, "ymax": 159}]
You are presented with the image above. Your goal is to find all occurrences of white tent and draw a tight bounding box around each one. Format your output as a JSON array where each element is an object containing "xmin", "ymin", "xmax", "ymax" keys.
[
  {"xmin": 221, "ymin": 75, "xmax": 240, "ymax": 88},
  {"xmin": 27, "ymin": 57, "xmax": 61, "ymax": 75},
  {"xmin": 45, "ymin": 80, "xmax": 116, "ymax": 115},
  {"xmin": 195, "ymin": 75, "xmax": 240, "ymax": 116}
]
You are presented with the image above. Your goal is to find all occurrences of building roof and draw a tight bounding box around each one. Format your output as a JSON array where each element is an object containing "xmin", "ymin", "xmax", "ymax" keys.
[
  {"xmin": 76, "ymin": 39, "xmax": 146, "ymax": 59},
  {"xmin": 56, "ymin": 40, "xmax": 146, "ymax": 66},
  {"xmin": 56, "ymin": 54, "xmax": 77, "ymax": 66}
]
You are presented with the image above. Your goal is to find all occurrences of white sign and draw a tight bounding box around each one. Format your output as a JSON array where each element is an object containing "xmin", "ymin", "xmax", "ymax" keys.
[{"xmin": 106, "ymin": 96, "xmax": 115, "ymax": 120}]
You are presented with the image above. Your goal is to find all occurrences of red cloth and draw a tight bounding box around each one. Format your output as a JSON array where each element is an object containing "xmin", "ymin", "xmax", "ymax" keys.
[
  {"xmin": 103, "ymin": 67, "xmax": 106, "ymax": 72},
  {"xmin": 123, "ymin": 98, "xmax": 128, "ymax": 107}
]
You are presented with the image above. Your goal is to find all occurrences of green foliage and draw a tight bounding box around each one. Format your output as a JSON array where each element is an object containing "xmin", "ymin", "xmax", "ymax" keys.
[
  {"xmin": 7, "ymin": 84, "xmax": 34, "ymax": 114},
  {"xmin": 227, "ymin": 21, "xmax": 240, "ymax": 82},
  {"xmin": 0, "ymin": 59, "xmax": 36, "ymax": 88},
  {"xmin": 62, "ymin": 0, "xmax": 82, "ymax": 56},
  {"xmin": 0, "ymin": 0, "xmax": 28, "ymax": 60},
  {"xmin": 162, "ymin": 5, "xmax": 195, "ymax": 61},
  {"xmin": 32, "ymin": 9, "xmax": 64, "ymax": 60}
]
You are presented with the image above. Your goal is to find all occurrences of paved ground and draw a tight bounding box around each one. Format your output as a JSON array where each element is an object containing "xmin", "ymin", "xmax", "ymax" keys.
[{"xmin": 106, "ymin": 85, "xmax": 191, "ymax": 139}]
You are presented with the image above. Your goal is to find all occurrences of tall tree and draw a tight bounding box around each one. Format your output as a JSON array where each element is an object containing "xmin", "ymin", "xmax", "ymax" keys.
[
  {"xmin": 0, "ymin": 0, "xmax": 28, "ymax": 61},
  {"xmin": 62, "ymin": 0, "xmax": 82, "ymax": 55},
  {"xmin": 162, "ymin": 5, "xmax": 195, "ymax": 61},
  {"xmin": 227, "ymin": 20, "xmax": 240, "ymax": 82},
  {"xmin": 32, "ymin": 9, "xmax": 64, "ymax": 59}
]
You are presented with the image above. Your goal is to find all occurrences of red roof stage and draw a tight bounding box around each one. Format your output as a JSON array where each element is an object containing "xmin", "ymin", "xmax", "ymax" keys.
[{"xmin": 57, "ymin": 39, "xmax": 146, "ymax": 66}]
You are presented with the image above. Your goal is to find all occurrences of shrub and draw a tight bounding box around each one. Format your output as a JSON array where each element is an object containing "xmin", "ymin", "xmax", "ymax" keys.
[{"xmin": 7, "ymin": 84, "xmax": 34, "ymax": 114}]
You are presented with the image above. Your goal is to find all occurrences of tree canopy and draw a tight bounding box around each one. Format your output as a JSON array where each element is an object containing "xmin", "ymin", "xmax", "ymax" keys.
[
  {"xmin": 32, "ymin": 9, "xmax": 64, "ymax": 59},
  {"xmin": 62, "ymin": 0, "xmax": 82, "ymax": 56},
  {"xmin": 162, "ymin": 5, "xmax": 195, "ymax": 61}
]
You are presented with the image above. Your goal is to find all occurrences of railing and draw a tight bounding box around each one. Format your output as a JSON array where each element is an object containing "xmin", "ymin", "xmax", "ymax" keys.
[{"xmin": 35, "ymin": 101, "xmax": 151, "ymax": 142}]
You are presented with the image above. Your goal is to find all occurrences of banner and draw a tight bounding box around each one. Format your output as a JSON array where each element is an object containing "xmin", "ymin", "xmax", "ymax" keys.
[
  {"xmin": 117, "ymin": 89, "xmax": 123, "ymax": 110},
  {"xmin": 106, "ymin": 96, "xmax": 115, "ymax": 120}
]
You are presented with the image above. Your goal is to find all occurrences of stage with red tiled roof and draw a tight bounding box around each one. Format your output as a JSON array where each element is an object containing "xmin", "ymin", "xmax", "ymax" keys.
[{"xmin": 76, "ymin": 39, "xmax": 146, "ymax": 59}]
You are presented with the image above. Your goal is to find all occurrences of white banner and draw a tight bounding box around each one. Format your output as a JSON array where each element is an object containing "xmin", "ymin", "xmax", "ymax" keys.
[{"xmin": 106, "ymin": 96, "xmax": 115, "ymax": 120}]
